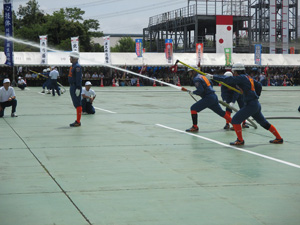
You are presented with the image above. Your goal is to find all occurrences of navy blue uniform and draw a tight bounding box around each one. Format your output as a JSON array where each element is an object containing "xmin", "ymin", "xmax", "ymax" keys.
[
  {"xmin": 191, "ymin": 74, "xmax": 226, "ymax": 117},
  {"xmin": 213, "ymin": 74, "xmax": 270, "ymax": 129},
  {"xmin": 221, "ymin": 85, "xmax": 240, "ymax": 113},
  {"xmin": 68, "ymin": 62, "xmax": 82, "ymax": 108}
]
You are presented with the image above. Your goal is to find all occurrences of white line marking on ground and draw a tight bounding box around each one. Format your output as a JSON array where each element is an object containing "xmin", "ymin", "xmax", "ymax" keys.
[
  {"xmin": 38, "ymin": 92, "xmax": 45, "ymax": 95},
  {"xmin": 156, "ymin": 124, "xmax": 300, "ymax": 169},
  {"xmin": 94, "ymin": 107, "xmax": 117, "ymax": 114},
  {"xmin": 25, "ymin": 87, "xmax": 30, "ymax": 90}
]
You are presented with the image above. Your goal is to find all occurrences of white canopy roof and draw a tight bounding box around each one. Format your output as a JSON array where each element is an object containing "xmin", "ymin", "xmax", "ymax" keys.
[{"xmin": 1, "ymin": 52, "xmax": 299, "ymax": 67}]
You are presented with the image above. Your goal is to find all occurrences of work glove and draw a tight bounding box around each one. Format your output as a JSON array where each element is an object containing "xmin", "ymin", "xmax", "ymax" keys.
[
  {"xmin": 206, "ymin": 74, "xmax": 213, "ymax": 79},
  {"xmin": 75, "ymin": 88, "xmax": 81, "ymax": 97},
  {"xmin": 229, "ymin": 102, "xmax": 235, "ymax": 107}
]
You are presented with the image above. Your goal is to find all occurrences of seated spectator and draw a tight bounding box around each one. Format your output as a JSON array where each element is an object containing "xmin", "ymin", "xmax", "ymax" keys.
[
  {"xmin": 17, "ymin": 77, "xmax": 27, "ymax": 90},
  {"xmin": 91, "ymin": 72, "xmax": 98, "ymax": 79},
  {"xmin": 31, "ymin": 73, "xmax": 37, "ymax": 78},
  {"xmin": 25, "ymin": 72, "xmax": 32, "ymax": 78},
  {"xmin": 85, "ymin": 72, "xmax": 91, "ymax": 79}
]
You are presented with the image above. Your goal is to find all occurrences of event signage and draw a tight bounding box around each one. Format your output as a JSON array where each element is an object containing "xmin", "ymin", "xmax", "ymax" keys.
[
  {"xmin": 39, "ymin": 35, "xmax": 48, "ymax": 65},
  {"xmin": 254, "ymin": 44, "xmax": 262, "ymax": 65},
  {"xmin": 71, "ymin": 37, "xmax": 79, "ymax": 52},
  {"xmin": 3, "ymin": 0, "xmax": 13, "ymax": 66},
  {"xmin": 165, "ymin": 39, "xmax": 173, "ymax": 64},
  {"xmin": 224, "ymin": 48, "xmax": 231, "ymax": 67},
  {"xmin": 196, "ymin": 43, "xmax": 203, "ymax": 66},
  {"xmin": 135, "ymin": 39, "xmax": 143, "ymax": 57},
  {"xmin": 103, "ymin": 36, "xmax": 111, "ymax": 64}
]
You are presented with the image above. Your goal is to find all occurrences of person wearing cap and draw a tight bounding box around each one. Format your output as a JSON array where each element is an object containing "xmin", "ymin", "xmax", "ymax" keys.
[
  {"xmin": 41, "ymin": 68, "xmax": 51, "ymax": 94},
  {"xmin": 206, "ymin": 62, "xmax": 283, "ymax": 145},
  {"xmin": 185, "ymin": 68, "xmax": 232, "ymax": 133},
  {"xmin": 68, "ymin": 51, "xmax": 82, "ymax": 127},
  {"xmin": 221, "ymin": 71, "xmax": 249, "ymax": 130},
  {"xmin": 81, "ymin": 81, "xmax": 96, "ymax": 114},
  {"xmin": 17, "ymin": 76, "xmax": 27, "ymax": 90},
  {"xmin": 49, "ymin": 66, "xmax": 60, "ymax": 96},
  {"xmin": 0, "ymin": 79, "xmax": 18, "ymax": 117}
]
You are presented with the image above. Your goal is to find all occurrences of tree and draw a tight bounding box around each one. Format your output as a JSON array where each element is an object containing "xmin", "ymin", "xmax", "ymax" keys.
[{"xmin": 111, "ymin": 37, "xmax": 135, "ymax": 52}]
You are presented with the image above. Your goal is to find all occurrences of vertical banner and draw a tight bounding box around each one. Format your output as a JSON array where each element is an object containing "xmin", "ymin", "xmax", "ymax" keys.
[
  {"xmin": 281, "ymin": 0, "xmax": 289, "ymax": 54},
  {"xmin": 165, "ymin": 39, "xmax": 173, "ymax": 64},
  {"xmin": 196, "ymin": 43, "xmax": 203, "ymax": 67},
  {"xmin": 39, "ymin": 35, "xmax": 48, "ymax": 65},
  {"xmin": 254, "ymin": 44, "xmax": 262, "ymax": 65},
  {"xmin": 216, "ymin": 15, "xmax": 233, "ymax": 53},
  {"xmin": 269, "ymin": 0, "xmax": 276, "ymax": 53},
  {"xmin": 3, "ymin": 0, "xmax": 14, "ymax": 67},
  {"xmin": 71, "ymin": 36, "xmax": 79, "ymax": 52},
  {"xmin": 103, "ymin": 36, "xmax": 111, "ymax": 64},
  {"xmin": 135, "ymin": 39, "xmax": 143, "ymax": 57},
  {"xmin": 224, "ymin": 48, "xmax": 232, "ymax": 67}
]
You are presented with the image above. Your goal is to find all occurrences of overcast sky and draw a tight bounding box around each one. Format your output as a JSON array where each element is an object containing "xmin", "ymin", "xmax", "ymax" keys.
[{"xmin": 6, "ymin": 0, "xmax": 300, "ymax": 35}]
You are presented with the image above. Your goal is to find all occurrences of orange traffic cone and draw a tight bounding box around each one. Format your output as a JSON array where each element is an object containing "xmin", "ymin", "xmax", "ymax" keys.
[
  {"xmin": 100, "ymin": 77, "xmax": 104, "ymax": 87},
  {"xmin": 137, "ymin": 78, "xmax": 140, "ymax": 87},
  {"xmin": 153, "ymin": 80, "xmax": 156, "ymax": 87},
  {"xmin": 112, "ymin": 78, "xmax": 116, "ymax": 87},
  {"xmin": 177, "ymin": 77, "xmax": 181, "ymax": 86}
]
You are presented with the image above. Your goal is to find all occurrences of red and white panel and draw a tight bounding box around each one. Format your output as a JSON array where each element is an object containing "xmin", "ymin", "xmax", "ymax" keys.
[
  {"xmin": 269, "ymin": 0, "xmax": 276, "ymax": 53},
  {"xmin": 282, "ymin": 0, "xmax": 289, "ymax": 54},
  {"xmin": 216, "ymin": 15, "xmax": 233, "ymax": 53}
]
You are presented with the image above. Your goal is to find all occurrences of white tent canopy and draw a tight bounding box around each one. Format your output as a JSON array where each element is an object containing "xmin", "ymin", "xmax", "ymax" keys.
[{"xmin": 1, "ymin": 52, "xmax": 300, "ymax": 67}]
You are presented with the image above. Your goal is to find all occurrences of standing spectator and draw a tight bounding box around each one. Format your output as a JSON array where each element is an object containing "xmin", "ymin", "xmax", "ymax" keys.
[
  {"xmin": 0, "ymin": 79, "xmax": 18, "ymax": 117},
  {"xmin": 81, "ymin": 81, "xmax": 96, "ymax": 114},
  {"xmin": 68, "ymin": 52, "xmax": 82, "ymax": 127},
  {"xmin": 17, "ymin": 77, "xmax": 27, "ymax": 90},
  {"xmin": 49, "ymin": 66, "xmax": 60, "ymax": 96}
]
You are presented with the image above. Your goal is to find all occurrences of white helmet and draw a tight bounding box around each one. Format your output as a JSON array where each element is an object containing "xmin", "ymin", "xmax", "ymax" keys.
[
  {"xmin": 224, "ymin": 71, "xmax": 233, "ymax": 76},
  {"xmin": 70, "ymin": 51, "xmax": 80, "ymax": 59},
  {"xmin": 47, "ymin": 68, "xmax": 50, "ymax": 72},
  {"xmin": 43, "ymin": 69, "xmax": 47, "ymax": 73},
  {"xmin": 232, "ymin": 62, "xmax": 245, "ymax": 71}
]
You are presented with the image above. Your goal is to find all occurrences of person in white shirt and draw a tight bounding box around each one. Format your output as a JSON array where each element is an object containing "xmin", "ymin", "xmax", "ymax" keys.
[
  {"xmin": 81, "ymin": 81, "xmax": 96, "ymax": 114},
  {"xmin": 0, "ymin": 79, "xmax": 18, "ymax": 117},
  {"xmin": 49, "ymin": 66, "xmax": 60, "ymax": 96},
  {"xmin": 17, "ymin": 77, "xmax": 27, "ymax": 90}
]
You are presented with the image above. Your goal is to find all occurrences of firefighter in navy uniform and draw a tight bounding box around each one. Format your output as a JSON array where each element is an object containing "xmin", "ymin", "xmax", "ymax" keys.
[
  {"xmin": 207, "ymin": 62, "xmax": 283, "ymax": 146},
  {"xmin": 185, "ymin": 68, "xmax": 232, "ymax": 132},
  {"xmin": 68, "ymin": 51, "xmax": 82, "ymax": 127}
]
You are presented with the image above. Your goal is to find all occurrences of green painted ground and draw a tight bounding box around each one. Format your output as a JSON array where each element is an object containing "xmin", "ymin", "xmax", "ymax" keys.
[{"xmin": 1, "ymin": 86, "xmax": 300, "ymax": 225}]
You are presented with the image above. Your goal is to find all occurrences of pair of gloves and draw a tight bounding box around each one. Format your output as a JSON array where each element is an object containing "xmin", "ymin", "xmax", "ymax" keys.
[{"xmin": 205, "ymin": 74, "xmax": 213, "ymax": 79}]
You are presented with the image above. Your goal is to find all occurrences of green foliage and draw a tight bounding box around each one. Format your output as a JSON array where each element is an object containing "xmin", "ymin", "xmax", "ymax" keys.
[
  {"xmin": 0, "ymin": 0, "xmax": 104, "ymax": 52},
  {"xmin": 111, "ymin": 37, "xmax": 136, "ymax": 52}
]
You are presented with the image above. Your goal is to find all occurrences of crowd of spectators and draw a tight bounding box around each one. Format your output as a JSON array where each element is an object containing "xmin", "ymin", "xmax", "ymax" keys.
[{"xmin": 1, "ymin": 65, "xmax": 299, "ymax": 87}]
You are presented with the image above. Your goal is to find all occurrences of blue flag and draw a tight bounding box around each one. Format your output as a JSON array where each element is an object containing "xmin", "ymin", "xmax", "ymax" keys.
[
  {"xmin": 135, "ymin": 39, "xmax": 143, "ymax": 57},
  {"xmin": 254, "ymin": 44, "xmax": 262, "ymax": 66},
  {"xmin": 3, "ymin": 0, "xmax": 14, "ymax": 67}
]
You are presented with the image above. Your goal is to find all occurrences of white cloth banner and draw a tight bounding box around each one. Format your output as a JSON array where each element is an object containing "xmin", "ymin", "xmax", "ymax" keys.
[
  {"xmin": 39, "ymin": 35, "xmax": 48, "ymax": 65},
  {"xmin": 71, "ymin": 36, "xmax": 79, "ymax": 52},
  {"xmin": 103, "ymin": 36, "xmax": 111, "ymax": 64}
]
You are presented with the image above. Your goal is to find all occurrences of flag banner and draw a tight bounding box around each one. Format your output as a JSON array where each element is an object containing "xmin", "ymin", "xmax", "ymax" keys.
[
  {"xmin": 196, "ymin": 43, "xmax": 203, "ymax": 66},
  {"xmin": 135, "ymin": 39, "xmax": 143, "ymax": 57},
  {"xmin": 224, "ymin": 48, "xmax": 232, "ymax": 67},
  {"xmin": 216, "ymin": 15, "xmax": 233, "ymax": 54},
  {"xmin": 3, "ymin": 0, "xmax": 13, "ymax": 67},
  {"xmin": 40, "ymin": 35, "xmax": 48, "ymax": 65},
  {"xmin": 71, "ymin": 36, "xmax": 79, "ymax": 52},
  {"xmin": 254, "ymin": 44, "xmax": 262, "ymax": 65},
  {"xmin": 165, "ymin": 39, "xmax": 173, "ymax": 64},
  {"xmin": 103, "ymin": 36, "xmax": 111, "ymax": 64}
]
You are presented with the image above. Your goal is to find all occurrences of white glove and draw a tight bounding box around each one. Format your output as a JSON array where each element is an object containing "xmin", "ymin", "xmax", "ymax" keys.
[
  {"xmin": 206, "ymin": 74, "xmax": 213, "ymax": 79},
  {"xmin": 229, "ymin": 102, "xmax": 235, "ymax": 107},
  {"xmin": 75, "ymin": 89, "xmax": 81, "ymax": 97}
]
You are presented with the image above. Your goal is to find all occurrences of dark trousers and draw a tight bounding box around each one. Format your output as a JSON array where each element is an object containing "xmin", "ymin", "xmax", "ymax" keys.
[
  {"xmin": 51, "ymin": 79, "xmax": 60, "ymax": 96},
  {"xmin": 0, "ymin": 99, "xmax": 17, "ymax": 117},
  {"xmin": 82, "ymin": 99, "xmax": 95, "ymax": 114}
]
